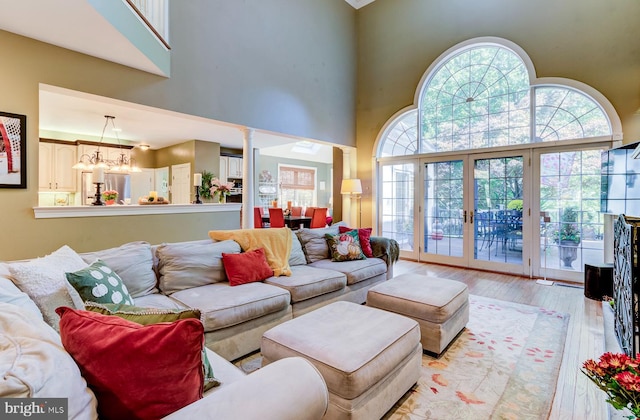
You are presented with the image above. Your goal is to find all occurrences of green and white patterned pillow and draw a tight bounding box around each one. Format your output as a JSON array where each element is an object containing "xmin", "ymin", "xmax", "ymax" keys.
[{"xmin": 66, "ymin": 260, "xmax": 134, "ymax": 306}]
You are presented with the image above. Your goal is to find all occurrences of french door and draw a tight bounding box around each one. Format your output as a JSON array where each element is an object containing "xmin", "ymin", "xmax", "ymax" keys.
[
  {"xmin": 379, "ymin": 142, "xmax": 613, "ymax": 281},
  {"xmin": 420, "ymin": 151, "xmax": 530, "ymax": 275}
]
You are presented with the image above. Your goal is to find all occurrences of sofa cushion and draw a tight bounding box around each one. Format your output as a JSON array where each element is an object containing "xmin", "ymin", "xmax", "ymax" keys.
[
  {"xmin": 66, "ymin": 259, "xmax": 135, "ymax": 306},
  {"xmin": 56, "ymin": 307, "xmax": 204, "ymax": 420},
  {"xmin": 156, "ymin": 240, "xmax": 241, "ymax": 294},
  {"xmin": 309, "ymin": 257, "xmax": 387, "ymax": 285},
  {"xmin": 326, "ymin": 230, "xmax": 367, "ymax": 262},
  {"xmin": 80, "ymin": 241, "xmax": 157, "ymax": 298},
  {"xmin": 0, "ymin": 303, "xmax": 98, "ymax": 419},
  {"xmin": 264, "ymin": 265, "xmax": 347, "ymax": 303},
  {"xmin": 170, "ymin": 282, "xmax": 291, "ymax": 331},
  {"xmin": 289, "ymin": 230, "xmax": 307, "ymax": 266},
  {"xmin": 134, "ymin": 293, "xmax": 190, "ymax": 310},
  {"xmin": 296, "ymin": 222, "xmax": 345, "ymax": 263},
  {"xmin": 339, "ymin": 226, "xmax": 374, "ymax": 258},
  {"xmin": 222, "ymin": 248, "xmax": 274, "ymax": 286},
  {"xmin": 83, "ymin": 302, "xmax": 220, "ymax": 392},
  {"xmin": 7, "ymin": 245, "xmax": 88, "ymax": 331},
  {"xmin": 209, "ymin": 228, "xmax": 293, "ymax": 276}
]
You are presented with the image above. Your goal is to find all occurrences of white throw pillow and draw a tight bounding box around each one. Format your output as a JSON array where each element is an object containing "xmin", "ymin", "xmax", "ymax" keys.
[
  {"xmin": 0, "ymin": 302, "xmax": 98, "ymax": 419},
  {"xmin": 80, "ymin": 241, "xmax": 157, "ymax": 298},
  {"xmin": 8, "ymin": 245, "xmax": 88, "ymax": 331},
  {"xmin": 0, "ymin": 263, "xmax": 42, "ymax": 318}
]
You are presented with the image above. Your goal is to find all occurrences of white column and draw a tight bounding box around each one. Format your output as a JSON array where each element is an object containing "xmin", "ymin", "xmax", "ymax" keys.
[
  {"xmin": 242, "ymin": 128, "xmax": 255, "ymax": 229},
  {"xmin": 342, "ymin": 148, "xmax": 353, "ymax": 227}
]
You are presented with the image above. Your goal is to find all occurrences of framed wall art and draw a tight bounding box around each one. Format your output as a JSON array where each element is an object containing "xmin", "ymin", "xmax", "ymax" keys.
[{"xmin": 0, "ymin": 111, "xmax": 26, "ymax": 188}]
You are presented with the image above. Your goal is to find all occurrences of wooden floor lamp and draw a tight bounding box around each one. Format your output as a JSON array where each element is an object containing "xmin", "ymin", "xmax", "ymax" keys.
[{"xmin": 341, "ymin": 179, "xmax": 362, "ymax": 227}]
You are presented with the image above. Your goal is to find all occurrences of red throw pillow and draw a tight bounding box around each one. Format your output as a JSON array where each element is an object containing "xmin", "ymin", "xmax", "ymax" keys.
[
  {"xmin": 339, "ymin": 226, "xmax": 373, "ymax": 258},
  {"xmin": 222, "ymin": 248, "xmax": 274, "ymax": 286},
  {"xmin": 55, "ymin": 307, "xmax": 204, "ymax": 420}
]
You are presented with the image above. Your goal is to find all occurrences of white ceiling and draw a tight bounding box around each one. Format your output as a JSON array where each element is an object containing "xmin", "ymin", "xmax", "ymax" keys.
[
  {"xmin": 0, "ymin": 0, "xmax": 336, "ymax": 163},
  {"xmin": 38, "ymin": 85, "xmax": 334, "ymax": 163},
  {"xmin": 0, "ymin": 0, "xmax": 165, "ymax": 76},
  {"xmin": 344, "ymin": 0, "xmax": 377, "ymax": 9}
]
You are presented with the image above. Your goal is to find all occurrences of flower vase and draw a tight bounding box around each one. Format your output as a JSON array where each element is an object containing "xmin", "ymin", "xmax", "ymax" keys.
[
  {"xmin": 105, "ymin": 199, "xmax": 115, "ymax": 206},
  {"xmin": 218, "ymin": 194, "xmax": 226, "ymax": 204}
]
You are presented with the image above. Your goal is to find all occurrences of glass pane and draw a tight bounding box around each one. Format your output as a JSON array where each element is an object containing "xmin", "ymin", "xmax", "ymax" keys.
[
  {"xmin": 419, "ymin": 45, "xmax": 531, "ymax": 152},
  {"xmin": 474, "ymin": 156, "xmax": 523, "ymax": 264},
  {"xmin": 536, "ymin": 87, "xmax": 611, "ymax": 141},
  {"xmin": 424, "ymin": 160, "xmax": 465, "ymax": 257},
  {"xmin": 380, "ymin": 163, "xmax": 415, "ymax": 251},
  {"xmin": 539, "ymin": 149, "xmax": 606, "ymax": 275}
]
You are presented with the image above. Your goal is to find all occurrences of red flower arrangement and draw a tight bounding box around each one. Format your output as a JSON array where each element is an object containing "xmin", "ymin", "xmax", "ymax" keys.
[{"xmin": 582, "ymin": 352, "xmax": 640, "ymax": 418}]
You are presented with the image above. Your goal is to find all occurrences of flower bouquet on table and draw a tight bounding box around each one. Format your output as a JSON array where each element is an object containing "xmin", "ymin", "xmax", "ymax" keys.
[
  {"xmin": 102, "ymin": 190, "xmax": 118, "ymax": 205},
  {"xmin": 582, "ymin": 352, "xmax": 640, "ymax": 419},
  {"xmin": 210, "ymin": 178, "xmax": 234, "ymax": 203}
]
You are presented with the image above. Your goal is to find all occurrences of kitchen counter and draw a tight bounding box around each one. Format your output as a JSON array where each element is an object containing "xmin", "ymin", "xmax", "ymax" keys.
[{"xmin": 33, "ymin": 203, "xmax": 242, "ymax": 219}]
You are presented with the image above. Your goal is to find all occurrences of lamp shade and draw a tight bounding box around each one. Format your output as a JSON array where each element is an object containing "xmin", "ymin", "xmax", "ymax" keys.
[{"xmin": 341, "ymin": 179, "xmax": 362, "ymax": 195}]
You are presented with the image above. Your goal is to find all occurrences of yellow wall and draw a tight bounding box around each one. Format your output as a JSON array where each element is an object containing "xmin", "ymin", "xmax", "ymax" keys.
[
  {"xmin": 0, "ymin": 35, "xmax": 228, "ymax": 259},
  {"xmin": 355, "ymin": 0, "xmax": 640, "ymax": 228}
]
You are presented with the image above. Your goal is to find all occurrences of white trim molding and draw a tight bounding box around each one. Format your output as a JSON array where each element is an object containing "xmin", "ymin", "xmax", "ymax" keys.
[{"xmin": 33, "ymin": 203, "xmax": 241, "ymax": 219}]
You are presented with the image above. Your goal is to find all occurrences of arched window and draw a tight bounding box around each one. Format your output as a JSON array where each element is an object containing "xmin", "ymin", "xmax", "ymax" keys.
[
  {"xmin": 377, "ymin": 40, "xmax": 615, "ymax": 157},
  {"xmin": 379, "ymin": 110, "xmax": 418, "ymax": 157}
]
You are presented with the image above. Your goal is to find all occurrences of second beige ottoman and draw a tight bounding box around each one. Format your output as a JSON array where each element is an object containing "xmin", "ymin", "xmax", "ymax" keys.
[
  {"xmin": 367, "ymin": 273, "xmax": 469, "ymax": 356},
  {"xmin": 261, "ymin": 301, "xmax": 421, "ymax": 420}
]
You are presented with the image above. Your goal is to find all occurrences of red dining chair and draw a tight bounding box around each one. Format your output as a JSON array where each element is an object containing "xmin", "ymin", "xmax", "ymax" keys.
[
  {"xmin": 310, "ymin": 207, "xmax": 328, "ymax": 229},
  {"xmin": 268, "ymin": 208, "xmax": 286, "ymax": 228},
  {"xmin": 304, "ymin": 207, "xmax": 316, "ymax": 217},
  {"xmin": 291, "ymin": 206, "xmax": 303, "ymax": 217},
  {"xmin": 254, "ymin": 207, "xmax": 264, "ymax": 228}
]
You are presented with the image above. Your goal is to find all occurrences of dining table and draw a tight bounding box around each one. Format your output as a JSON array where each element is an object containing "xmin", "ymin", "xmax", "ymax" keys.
[{"xmin": 261, "ymin": 215, "xmax": 312, "ymax": 230}]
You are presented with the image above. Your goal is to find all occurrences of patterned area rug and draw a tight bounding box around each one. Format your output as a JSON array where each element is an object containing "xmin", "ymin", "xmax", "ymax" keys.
[
  {"xmin": 235, "ymin": 295, "xmax": 569, "ymax": 419},
  {"xmin": 387, "ymin": 295, "xmax": 569, "ymax": 420}
]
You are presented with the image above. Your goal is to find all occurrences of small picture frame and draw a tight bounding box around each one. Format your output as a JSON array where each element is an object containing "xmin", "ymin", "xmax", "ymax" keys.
[{"xmin": 0, "ymin": 111, "xmax": 27, "ymax": 189}]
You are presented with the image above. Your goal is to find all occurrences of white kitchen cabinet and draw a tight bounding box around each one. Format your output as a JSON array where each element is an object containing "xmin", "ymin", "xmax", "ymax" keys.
[
  {"xmin": 219, "ymin": 156, "xmax": 228, "ymax": 180},
  {"xmin": 39, "ymin": 142, "xmax": 77, "ymax": 191},
  {"xmin": 228, "ymin": 156, "xmax": 243, "ymax": 178}
]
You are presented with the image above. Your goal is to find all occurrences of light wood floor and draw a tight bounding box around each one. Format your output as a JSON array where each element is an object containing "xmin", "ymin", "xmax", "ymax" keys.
[{"xmin": 393, "ymin": 259, "xmax": 608, "ymax": 420}]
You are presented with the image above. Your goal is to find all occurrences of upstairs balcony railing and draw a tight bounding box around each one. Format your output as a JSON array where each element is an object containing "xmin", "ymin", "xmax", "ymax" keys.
[{"xmin": 125, "ymin": 0, "xmax": 170, "ymax": 49}]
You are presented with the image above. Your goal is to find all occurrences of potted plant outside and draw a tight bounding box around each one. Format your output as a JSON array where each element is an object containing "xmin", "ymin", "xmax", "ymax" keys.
[{"xmin": 554, "ymin": 206, "xmax": 581, "ymax": 268}]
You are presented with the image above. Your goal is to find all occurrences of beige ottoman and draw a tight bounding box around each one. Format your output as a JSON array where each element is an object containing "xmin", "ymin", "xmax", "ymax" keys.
[
  {"xmin": 261, "ymin": 301, "xmax": 421, "ymax": 420},
  {"xmin": 367, "ymin": 273, "xmax": 469, "ymax": 356}
]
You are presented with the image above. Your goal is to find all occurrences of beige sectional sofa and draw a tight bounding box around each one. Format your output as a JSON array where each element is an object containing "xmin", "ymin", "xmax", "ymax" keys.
[
  {"xmin": 78, "ymin": 222, "xmax": 396, "ymax": 361},
  {"xmin": 0, "ymin": 224, "xmax": 398, "ymax": 419}
]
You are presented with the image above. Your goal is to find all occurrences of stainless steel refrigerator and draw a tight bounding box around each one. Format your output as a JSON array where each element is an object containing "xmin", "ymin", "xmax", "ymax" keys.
[{"xmin": 82, "ymin": 172, "xmax": 131, "ymax": 205}]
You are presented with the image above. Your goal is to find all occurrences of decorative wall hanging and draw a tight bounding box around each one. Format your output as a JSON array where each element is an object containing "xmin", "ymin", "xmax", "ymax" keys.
[{"xmin": 0, "ymin": 111, "xmax": 26, "ymax": 189}]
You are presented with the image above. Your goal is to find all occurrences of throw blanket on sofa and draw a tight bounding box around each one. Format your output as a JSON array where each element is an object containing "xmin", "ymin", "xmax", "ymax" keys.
[{"xmin": 209, "ymin": 228, "xmax": 292, "ymax": 276}]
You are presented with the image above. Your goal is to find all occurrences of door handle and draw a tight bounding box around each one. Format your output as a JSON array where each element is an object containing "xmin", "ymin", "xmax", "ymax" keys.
[
  {"xmin": 463, "ymin": 210, "xmax": 467, "ymax": 223},
  {"xmin": 470, "ymin": 211, "xmax": 474, "ymax": 224}
]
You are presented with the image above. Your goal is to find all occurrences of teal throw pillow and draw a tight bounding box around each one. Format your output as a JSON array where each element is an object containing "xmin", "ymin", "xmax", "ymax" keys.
[
  {"xmin": 66, "ymin": 260, "xmax": 134, "ymax": 306},
  {"xmin": 325, "ymin": 229, "xmax": 367, "ymax": 262}
]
